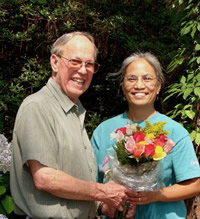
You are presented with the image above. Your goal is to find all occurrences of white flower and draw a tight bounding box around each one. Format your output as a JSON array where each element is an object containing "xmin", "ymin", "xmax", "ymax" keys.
[
  {"xmin": 110, "ymin": 131, "xmax": 125, "ymax": 142},
  {"xmin": 0, "ymin": 214, "xmax": 8, "ymax": 219},
  {"xmin": 125, "ymin": 124, "xmax": 133, "ymax": 135},
  {"xmin": 0, "ymin": 134, "xmax": 12, "ymax": 173}
]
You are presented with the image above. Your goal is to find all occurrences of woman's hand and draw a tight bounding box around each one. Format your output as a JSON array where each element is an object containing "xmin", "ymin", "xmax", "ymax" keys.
[
  {"xmin": 129, "ymin": 178, "xmax": 200, "ymax": 205},
  {"xmin": 128, "ymin": 191, "xmax": 159, "ymax": 205}
]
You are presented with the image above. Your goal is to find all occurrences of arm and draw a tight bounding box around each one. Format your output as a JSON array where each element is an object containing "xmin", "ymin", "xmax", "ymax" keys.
[
  {"xmin": 130, "ymin": 178, "xmax": 200, "ymax": 205},
  {"xmin": 28, "ymin": 160, "xmax": 137, "ymax": 209}
]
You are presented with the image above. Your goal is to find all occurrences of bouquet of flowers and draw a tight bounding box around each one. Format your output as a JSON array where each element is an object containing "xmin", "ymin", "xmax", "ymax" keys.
[{"xmin": 105, "ymin": 121, "xmax": 175, "ymax": 218}]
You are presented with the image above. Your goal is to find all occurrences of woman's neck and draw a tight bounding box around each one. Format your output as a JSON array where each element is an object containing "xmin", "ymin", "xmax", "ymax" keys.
[{"xmin": 127, "ymin": 106, "xmax": 157, "ymax": 122}]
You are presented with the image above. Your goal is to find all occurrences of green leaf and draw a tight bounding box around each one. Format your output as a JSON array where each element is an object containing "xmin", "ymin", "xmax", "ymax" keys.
[
  {"xmin": 196, "ymin": 74, "xmax": 200, "ymax": 81},
  {"xmin": 183, "ymin": 87, "xmax": 193, "ymax": 99},
  {"xmin": 0, "ymin": 186, "xmax": 6, "ymax": 196},
  {"xmin": 184, "ymin": 110, "xmax": 195, "ymax": 120},
  {"xmin": 167, "ymin": 57, "xmax": 185, "ymax": 72},
  {"xmin": 181, "ymin": 24, "xmax": 193, "ymax": 36},
  {"xmin": 190, "ymin": 130, "xmax": 196, "ymax": 141},
  {"xmin": 197, "ymin": 57, "xmax": 200, "ymax": 64},
  {"xmin": 194, "ymin": 87, "xmax": 200, "ymax": 97},
  {"xmin": 175, "ymin": 103, "xmax": 184, "ymax": 109},
  {"xmin": 1, "ymin": 195, "xmax": 14, "ymax": 214},
  {"xmin": 195, "ymin": 44, "xmax": 200, "ymax": 51},
  {"xmin": 187, "ymin": 73, "xmax": 194, "ymax": 82},
  {"xmin": 191, "ymin": 25, "xmax": 197, "ymax": 38},
  {"xmin": 188, "ymin": 57, "xmax": 196, "ymax": 65},
  {"xmin": 180, "ymin": 76, "xmax": 186, "ymax": 84},
  {"xmin": 198, "ymin": 22, "xmax": 200, "ymax": 32},
  {"xmin": 179, "ymin": 0, "xmax": 183, "ymax": 4},
  {"xmin": 195, "ymin": 133, "xmax": 200, "ymax": 145}
]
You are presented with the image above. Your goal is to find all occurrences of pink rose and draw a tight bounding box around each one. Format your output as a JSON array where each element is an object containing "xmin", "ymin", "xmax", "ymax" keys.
[
  {"xmin": 125, "ymin": 136, "xmax": 135, "ymax": 153},
  {"xmin": 164, "ymin": 139, "xmax": 175, "ymax": 153}
]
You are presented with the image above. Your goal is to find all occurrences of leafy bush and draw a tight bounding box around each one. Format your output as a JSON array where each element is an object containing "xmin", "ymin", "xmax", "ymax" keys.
[
  {"xmin": 0, "ymin": 134, "xmax": 14, "ymax": 217},
  {"xmin": 165, "ymin": 0, "xmax": 200, "ymax": 151},
  {"xmin": 0, "ymin": 0, "xmax": 178, "ymax": 139}
]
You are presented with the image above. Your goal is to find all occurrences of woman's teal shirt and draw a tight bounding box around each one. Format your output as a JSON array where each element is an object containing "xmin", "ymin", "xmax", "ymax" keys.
[{"xmin": 91, "ymin": 112, "xmax": 200, "ymax": 219}]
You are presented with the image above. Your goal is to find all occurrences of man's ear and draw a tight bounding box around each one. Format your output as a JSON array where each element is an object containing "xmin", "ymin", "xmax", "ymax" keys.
[{"xmin": 50, "ymin": 54, "xmax": 59, "ymax": 72}]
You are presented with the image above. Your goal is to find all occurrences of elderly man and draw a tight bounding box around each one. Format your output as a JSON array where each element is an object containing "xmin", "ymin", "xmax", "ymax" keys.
[{"xmin": 10, "ymin": 31, "xmax": 136, "ymax": 219}]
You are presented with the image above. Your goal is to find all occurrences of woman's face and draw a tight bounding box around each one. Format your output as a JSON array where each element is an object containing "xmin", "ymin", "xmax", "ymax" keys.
[{"xmin": 122, "ymin": 58, "xmax": 161, "ymax": 109}]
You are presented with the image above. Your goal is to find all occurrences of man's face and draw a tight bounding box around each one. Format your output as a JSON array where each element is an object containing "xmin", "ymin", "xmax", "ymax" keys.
[{"xmin": 50, "ymin": 35, "xmax": 96, "ymax": 103}]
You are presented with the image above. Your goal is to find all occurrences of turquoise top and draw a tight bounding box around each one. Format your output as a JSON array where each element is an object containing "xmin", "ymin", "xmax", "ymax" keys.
[{"xmin": 91, "ymin": 112, "xmax": 200, "ymax": 219}]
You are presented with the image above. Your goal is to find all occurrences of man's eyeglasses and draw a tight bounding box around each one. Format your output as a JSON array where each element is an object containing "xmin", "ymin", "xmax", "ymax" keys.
[
  {"xmin": 124, "ymin": 75, "xmax": 157, "ymax": 86},
  {"xmin": 57, "ymin": 55, "xmax": 100, "ymax": 73}
]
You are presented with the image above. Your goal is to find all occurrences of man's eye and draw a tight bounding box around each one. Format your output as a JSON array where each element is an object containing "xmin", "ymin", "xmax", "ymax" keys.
[
  {"xmin": 86, "ymin": 62, "xmax": 94, "ymax": 67},
  {"xmin": 70, "ymin": 59, "xmax": 82, "ymax": 65}
]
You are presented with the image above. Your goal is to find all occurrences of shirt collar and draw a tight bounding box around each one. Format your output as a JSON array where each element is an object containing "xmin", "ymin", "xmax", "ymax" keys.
[{"xmin": 46, "ymin": 78, "xmax": 86, "ymax": 117}]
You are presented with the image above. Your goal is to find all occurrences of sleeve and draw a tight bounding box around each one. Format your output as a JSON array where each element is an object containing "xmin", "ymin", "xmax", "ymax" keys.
[
  {"xmin": 172, "ymin": 133, "xmax": 200, "ymax": 183},
  {"xmin": 15, "ymin": 101, "xmax": 58, "ymax": 169},
  {"xmin": 91, "ymin": 127, "xmax": 112, "ymax": 183},
  {"xmin": 90, "ymin": 130, "xmax": 104, "ymax": 183}
]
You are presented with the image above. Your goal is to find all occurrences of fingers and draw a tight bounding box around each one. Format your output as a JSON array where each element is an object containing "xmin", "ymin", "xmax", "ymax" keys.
[
  {"xmin": 101, "ymin": 203, "xmax": 116, "ymax": 218},
  {"xmin": 103, "ymin": 182, "xmax": 129, "ymax": 208},
  {"xmin": 128, "ymin": 192, "xmax": 155, "ymax": 205},
  {"xmin": 126, "ymin": 204, "xmax": 137, "ymax": 218}
]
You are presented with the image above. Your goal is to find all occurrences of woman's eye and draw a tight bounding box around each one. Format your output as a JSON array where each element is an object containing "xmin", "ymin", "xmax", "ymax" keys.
[
  {"xmin": 143, "ymin": 76, "xmax": 152, "ymax": 81},
  {"xmin": 128, "ymin": 76, "xmax": 137, "ymax": 81}
]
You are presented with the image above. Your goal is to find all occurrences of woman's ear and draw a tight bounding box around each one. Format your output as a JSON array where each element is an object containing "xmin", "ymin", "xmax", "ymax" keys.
[
  {"xmin": 157, "ymin": 82, "xmax": 162, "ymax": 95},
  {"xmin": 50, "ymin": 54, "xmax": 59, "ymax": 72}
]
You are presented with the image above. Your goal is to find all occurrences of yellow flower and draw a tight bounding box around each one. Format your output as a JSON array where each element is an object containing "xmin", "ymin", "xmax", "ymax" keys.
[
  {"xmin": 145, "ymin": 133, "xmax": 155, "ymax": 140},
  {"xmin": 138, "ymin": 141, "xmax": 148, "ymax": 145},
  {"xmin": 153, "ymin": 146, "xmax": 166, "ymax": 161}
]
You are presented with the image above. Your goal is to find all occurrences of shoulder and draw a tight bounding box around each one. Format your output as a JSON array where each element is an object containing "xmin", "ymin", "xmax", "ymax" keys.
[
  {"xmin": 154, "ymin": 112, "xmax": 189, "ymax": 140},
  {"xmin": 23, "ymin": 86, "xmax": 52, "ymax": 106},
  {"xmin": 155, "ymin": 113, "xmax": 187, "ymax": 130},
  {"xmin": 16, "ymin": 86, "xmax": 53, "ymax": 122},
  {"xmin": 94, "ymin": 113, "xmax": 125, "ymax": 133}
]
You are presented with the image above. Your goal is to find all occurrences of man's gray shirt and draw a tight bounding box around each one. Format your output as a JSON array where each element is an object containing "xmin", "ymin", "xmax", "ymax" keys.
[{"xmin": 10, "ymin": 78, "xmax": 97, "ymax": 219}]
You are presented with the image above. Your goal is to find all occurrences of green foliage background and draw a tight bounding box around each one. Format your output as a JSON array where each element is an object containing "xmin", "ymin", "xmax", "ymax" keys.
[
  {"xmin": 0, "ymin": 0, "xmax": 199, "ymax": 217},
  {"xmin": 0, "ymin": 0, "xmax": 178, "ymax": 139}
]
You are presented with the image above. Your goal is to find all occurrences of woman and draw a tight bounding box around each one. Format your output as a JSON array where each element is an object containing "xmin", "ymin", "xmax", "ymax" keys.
[{"xmin": 91, "ymin": 52, "xmax": 200, "ymax": 219}]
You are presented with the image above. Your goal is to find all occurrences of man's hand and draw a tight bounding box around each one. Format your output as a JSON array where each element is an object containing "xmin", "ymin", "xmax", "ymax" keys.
[
  {"xmin": 101, "ymin": 203, "xmax": 116, "ymax": 218},
  {"xmin": 126, "ymin": 204, "xmax": 137, "ymax": 219},
  {"xmin": 101, "ymin": 202, "xmax": 137, "ymax": 219},
  {"xmin": 96, "ymin": 180, "xmax": 138, "ymax": 213},
  {"xmin": 96, "ymin": 180, "xmax": 138, "ymax": 210}
]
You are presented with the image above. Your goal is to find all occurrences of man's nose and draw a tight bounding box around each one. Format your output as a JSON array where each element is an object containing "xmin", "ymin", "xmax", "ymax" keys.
[{"xmin": 78, "ymin": 63, "xmax": 87, "ymax": 74}]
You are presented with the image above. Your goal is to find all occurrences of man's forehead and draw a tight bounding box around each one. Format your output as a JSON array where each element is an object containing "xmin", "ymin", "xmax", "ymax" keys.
[{"xmin": 63, "ymin": 35, "xmax": 95, "ymax": 58}]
